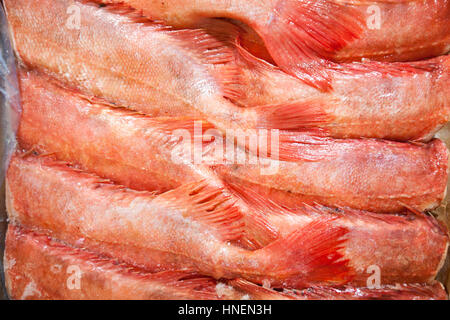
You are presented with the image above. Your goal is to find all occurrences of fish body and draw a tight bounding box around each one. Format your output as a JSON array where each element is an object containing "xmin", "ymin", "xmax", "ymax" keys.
[
  {"xmin": 229, "ymin": 184, "xmax": 449, "ymax": 285},
  {"xmin": 216, "ymin": 136, "xmax": 449, "ymax": 213},
  {"xmin": 235, "ymin": 46, "xmax": 450, "ymax": 141},
  {"xmin": 7, "ymin": 153, "xmax": 352, "ymax": 289},
  {"xmin": 15, "ymin": 71, "xmax": 450, "ymax": 285},
  {"xmin": 6, "ymin": 225, "xmax": 446, "ymax": 300},
  {"xmin": 4, "ymin": 225, "xmax": 240, "ymax": 300}
]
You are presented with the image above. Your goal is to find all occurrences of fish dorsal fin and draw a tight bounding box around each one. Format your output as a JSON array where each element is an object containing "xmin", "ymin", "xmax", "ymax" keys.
[
  {"xmin": 255, "ymin": 99, "xmax": 333, "ymax": 132},
  {"xmin": 166, "ymin": 26, "xmax": 242, "ymax": 101},
  {"xmin": 155, "ymin": 181, "xmax": 246, "ymax": 242},
  {"xmin": 88, "ymin": 1, "xmax": 243, "ymax": 102},
  {"xmin": 331, "ymin": 60, "xmax": 440, "ymax": 77}
]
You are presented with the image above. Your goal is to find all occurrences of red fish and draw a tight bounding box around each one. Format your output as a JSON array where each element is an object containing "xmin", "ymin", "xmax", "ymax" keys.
[
  {"xmin": 95, "ymin": 0, "xmax": 450, "ymax": 89},
  {"xmin": 95, "ymin": 0, "xmax": 449, "ymax": 90},
  {"xmin": 7, "ymin": 0, "xmax": 449, "ymax": 141},
  {"xmin": 230, "ymin": 279, "xmax": 448, "ymax": 301},
  {"xmin": 6, "ymin": 153, "xmax": 352, "ymax": 289},
  {"xmin": 6, "ymin": 225, "xmax": 446, "ymax": 300}
]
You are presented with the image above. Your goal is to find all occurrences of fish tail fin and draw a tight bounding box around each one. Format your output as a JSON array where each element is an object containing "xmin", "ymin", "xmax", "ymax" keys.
[
  {"xmin": 256, "ymin": 218, "xmax": 352, "ymax": 287},
  {"xmin": 255, "ymin": 100, "xmax": 333, "ymax": 131},
  {"xmin": 259, "ymin": 0, "xmax": 363, "ymax": 90}
]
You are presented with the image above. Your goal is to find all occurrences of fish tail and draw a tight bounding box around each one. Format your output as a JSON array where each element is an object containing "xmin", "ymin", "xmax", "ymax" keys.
[
  {"xmin": 258, "ymin": 0, "xmax": 363, "ymax": 91},
  {"xmin": 255, "ymin": 218, "xmax": 352, "ymax": 287}
]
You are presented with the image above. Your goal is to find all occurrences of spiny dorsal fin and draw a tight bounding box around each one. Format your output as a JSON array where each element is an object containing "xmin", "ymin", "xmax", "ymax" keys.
[{"xmin": 155, "ymin": 181, "xmax": 245, "ymax": 242}]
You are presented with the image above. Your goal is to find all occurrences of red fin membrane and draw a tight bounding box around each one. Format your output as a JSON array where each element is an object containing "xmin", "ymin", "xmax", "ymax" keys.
[
  {"xmin": 256, "ymin": 100, "xmax": 333, "ymax": 131},
  {"xmin": 331, "ymin": 60, "xmax": 440, "ymax": 77},
  {"xmin": 155, "ymin": 181, "xmax": 245, "ymax": 242},
  {"xmin": 262, "ymin": 0, "xmax": 363, "ymax": 90},
  {"xmin": 158, "ymin": 180, "xmax": 280, "ymax": 250},
  {"xmin": 259, "ymin": 218, "xmax": 352, "ymax": 287}
]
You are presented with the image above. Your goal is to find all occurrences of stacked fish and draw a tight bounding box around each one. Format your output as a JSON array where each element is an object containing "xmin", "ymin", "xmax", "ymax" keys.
[{"xmin": 2, "ymin": 0, "xmax": 450, "ymax": 300}]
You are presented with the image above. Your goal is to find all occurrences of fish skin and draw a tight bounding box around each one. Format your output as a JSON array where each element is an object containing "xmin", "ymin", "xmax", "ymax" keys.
[
  {"xmin": 6, "ymin": 226, "xmax": 446, "ymax": 300},
  {"xmin": 232, "ymin": 43, "xmax": 450, "ymax": 141},
  {"xmin": 18, "ymin": 70, "xmax": 450, "ymax": 213},
  {"xmin": 333, "ymin": 0, "xmax": 450, "ymax": 63},
  {"xmin": 95, "ymin": 0, "xmax": 450, "ymax": 88},
  {"xmin": 16, "ymin": 72, "xmax": 450, "ymax": 285},
  {"xmin": 90, "ymin": 0, "xmax": 364, "ymax": 90},
  {"xmin": 3, "ymin": 0, "xmax": 332, "ymax": 134},
  {"xmin": 6, "ymin": 153, "xmax": 352, "ymax": 289}
]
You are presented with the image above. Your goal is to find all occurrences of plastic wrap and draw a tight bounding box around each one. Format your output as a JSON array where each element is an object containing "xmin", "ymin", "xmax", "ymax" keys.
[{"xmin": 0, "ymin": 1, "xmax": 20, "ymax": 300}]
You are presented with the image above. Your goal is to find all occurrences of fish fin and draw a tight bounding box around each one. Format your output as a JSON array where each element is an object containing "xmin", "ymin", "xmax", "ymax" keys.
[
  {"xmin": 234, "ymin": 38, "xmax": 280, "ymax": 73},
  {"xmin": 258, "ymin": 218, "xmax": 352, "ymax": 287},
  {"xmin": 260, "ymin": 0, "xmax": 363, "ymax": 91},
  {"xmin": 331, "ymin": 60, "xmax": 440, "ymax": 77},
  {"xmin": 224, "ymin": 179, "xmax": 295, "ymax": 216},
  {"xmin": 141, "ymin": 272, "xmax": 219, "ymax": 300},
  {"xmin": 236, "ymin": 205, "xmax": 280, "ymax": 251},
  {"xmin": 229, "ymin": 279, "xmax": 297, "ymax": 300},
  {"xmin": 255, "ymin": 128, "xmax": 333, "ymax": 162},
  {"xmin": 400, "ymin": 203, "xmax": 449, "ymax": 237},
  {"xmin": 167, "ymin": 28, "xmax": 242, "ymax": 101},
  {"xmin": 161, "ymin": 180, "xmax": 281, "ymax": 250},
  {"xmin": 154, "ymin": 118, "xmax": 215, "ymax": 135},
  {"xmin": 275, "ymin": 130, "xmax": 336, "ymax": 162},
  {"xmin": 198, "ymin": 19, "xmax": 241, "ymax": 46},
  {"xmin": 255, "ymin": 100, "xmax": 332, "ymax": 131},
  {"xmin": 155, "ymin": 181, "xmax": 246, "ymax": 242},
  {"xmin": 89, "ymin": 1, "xmax": 243, "ymax": 101}
]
